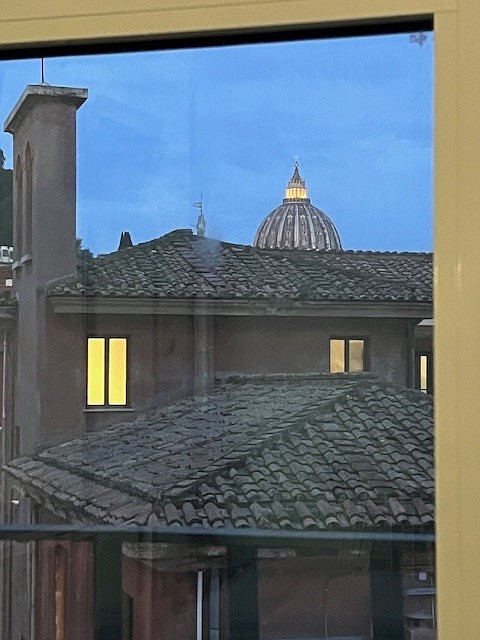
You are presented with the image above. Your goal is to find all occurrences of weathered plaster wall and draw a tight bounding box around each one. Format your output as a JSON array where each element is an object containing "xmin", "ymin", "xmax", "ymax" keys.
[
  {"xmin": 34, "ymin": 310, "xmax": 421, "ymax": 442},
  {"xmin": 34, "ymin": 540, "xmax": 93, "ymax": 640},
  {"xmin": 214, "ymin": 315, "xmax": 415, "ymax": 386},
  {"xmin": 122, "ymin": 556, "xmax": 197, "ymax": 640},
  {"xmin": 121, "ymin": 555, "xmax": 371, "ymax": 640},
  {"xmin": 42, "ymin": 309, "xmax": 195, "ymax": 436},
  {"xmin": 258, "ymin": 556, "xmax": 371, "ymax": 639},
  {"xmin": 8, "ymin": 92, "xmax": 83, "ymax": 455}
]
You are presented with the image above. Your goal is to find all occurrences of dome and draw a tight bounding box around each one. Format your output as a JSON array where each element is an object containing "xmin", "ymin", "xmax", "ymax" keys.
[{"xmin": 253, "ymin": 163, "xmax": 342, "ymax": 251}]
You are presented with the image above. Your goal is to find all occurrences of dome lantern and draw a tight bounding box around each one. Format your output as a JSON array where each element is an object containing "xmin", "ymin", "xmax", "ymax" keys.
[
  {"xmin": 253, "ymin": 163, "xmax": 343, "ymax": 251},
  {"xmin": 284, "ymin": 162, "xmax": 309, "ymax": 201}
]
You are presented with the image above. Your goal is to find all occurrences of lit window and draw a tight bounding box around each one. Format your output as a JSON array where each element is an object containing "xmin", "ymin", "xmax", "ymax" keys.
[
  {"xmin": 87, "ymin": 337, "xmax": 127, "ymax": 406},
  {"xmin": 330, "ymin": 338, "xmax": 367, "ymax": 373},
  {"xmin": 416, "ymin": 351, "xmax": 433, "ymax": 394}
]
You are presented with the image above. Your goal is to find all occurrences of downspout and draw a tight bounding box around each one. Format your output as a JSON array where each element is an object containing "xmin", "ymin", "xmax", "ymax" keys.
[
  {"xmin": 29, "ymin": 509, "xmax": 36, "ymax": 640},
  {"xmin": 193, "ymin": 302, "xmax": 213, "ymax": 396},
  {"xmin": 197, "ymin": 570, "xmax": 204, "ymax": 640}
]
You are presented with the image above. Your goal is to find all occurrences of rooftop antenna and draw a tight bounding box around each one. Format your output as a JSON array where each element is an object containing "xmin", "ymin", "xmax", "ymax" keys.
[
  {"xmin": 40, "ymin": 57, "xmax": 50, "ymax": 85},
  {"xmin": 194, "ymin": 194, "xmax": 206, "ymax": 237}
]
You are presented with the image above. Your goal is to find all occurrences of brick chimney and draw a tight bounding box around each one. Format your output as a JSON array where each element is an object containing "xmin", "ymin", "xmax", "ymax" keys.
[
  {"xmin": 4, "ymin": 84, "xmax": 87, "ymax": 282},
  {"xmin": 3, "ymin": 85, "xmax": 87, "ymax": 454}
]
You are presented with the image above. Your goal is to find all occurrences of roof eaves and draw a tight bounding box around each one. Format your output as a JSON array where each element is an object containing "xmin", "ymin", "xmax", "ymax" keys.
[{"xmin": 48, "ymin": 296, "xmax": 433, "ymax": 318}]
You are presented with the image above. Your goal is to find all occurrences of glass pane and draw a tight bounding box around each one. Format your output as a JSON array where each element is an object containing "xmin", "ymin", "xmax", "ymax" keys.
[
  {"xmin": 330, "ymin": 339, "xmax": 345, "ymax": 373},
  {"xmin": 87, "ymin": 337, "xmax": 105, "ymax": 405},
  {"xmin": 108, "ymin": 338, "xmax": 127, "ymax": 405},
  {"xmin": 349, "ymin": 339, "xmax": 365, "ymax": 372},
  {"xmin": 0, "ymin": 27, "xmax": 434, "ymax": 640}
]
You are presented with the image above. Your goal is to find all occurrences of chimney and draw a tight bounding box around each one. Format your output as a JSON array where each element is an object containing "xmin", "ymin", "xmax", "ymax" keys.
[
  {"xmin": 118, "ymin": 230, "xmax": 133, "ymax": 250},
  {"xmin": 4, "ymin": 85, "xmax": 87, "ymax": 283}
]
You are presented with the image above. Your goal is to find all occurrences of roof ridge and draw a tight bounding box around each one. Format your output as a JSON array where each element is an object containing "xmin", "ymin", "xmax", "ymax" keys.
[
  {"xmin": 161, "ymin": 381, "xmax": 360, "ymax": 502},
  {"xmin": 218, "ymin": 371, "xmax": 376, "ymax": 384},
  {"xmin": 5, "ymin": 456, "xmax": 156, "ymax": 525},
  {"xmin": 36, "ymin": 449, "xmax": 158, "ymax": 503}
]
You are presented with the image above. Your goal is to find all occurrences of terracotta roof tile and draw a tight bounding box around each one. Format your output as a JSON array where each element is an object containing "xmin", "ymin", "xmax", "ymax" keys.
[
  {"xmin": 5, "ymin": 375, "xmax": 433, "ymax": 532},
  {"xmin": 46, "ymin": 230, "xmax": 433, "ymax": 304}
]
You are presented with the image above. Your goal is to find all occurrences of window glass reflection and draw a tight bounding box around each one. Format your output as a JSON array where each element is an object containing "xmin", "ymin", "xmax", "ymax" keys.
[
  {"xmin": 349, "ymin": 339, "xmax": 365, "ymax": 372},
  {"xmin": 0, "ymin": 30, "xmax": 433, "ymax": 640},
  {"xmin": 330, "ymin": 339, "xmax": 345, "ymax": 373}
]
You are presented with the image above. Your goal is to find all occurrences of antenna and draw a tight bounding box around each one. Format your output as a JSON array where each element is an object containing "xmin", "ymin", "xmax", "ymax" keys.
[
  {"xmin": 194, "ymin": 194, "xmax": 206, "ymax": 237},
  {"xmin": 193, "ymin": 194, "xmax": 203, "ymax": 216},
  {"xmin": 41, "ymin": 58, "xmax": 45, "ymax": 84}
]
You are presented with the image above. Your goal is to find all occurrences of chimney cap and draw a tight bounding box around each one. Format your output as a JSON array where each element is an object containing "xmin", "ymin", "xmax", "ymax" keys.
[{"xmin": 4, "ymin": 84, "xmax": 88, "ymax": 134}]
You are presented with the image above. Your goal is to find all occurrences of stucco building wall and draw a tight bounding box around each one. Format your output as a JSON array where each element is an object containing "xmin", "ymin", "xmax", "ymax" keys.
[
  {"xmin": 214, "ymin": 315, "xmax": 416, "ymax": 386},
  {"xmin": 41, "ymin": 308, "xmax": 196, "ymax": 436},
  {"xmin": 30, "ymin": 310, "xmax": 419, "ymax": 442},
  {"xmin": 120, "ymin": 554, "xmax": 371, "ymax": 640}
]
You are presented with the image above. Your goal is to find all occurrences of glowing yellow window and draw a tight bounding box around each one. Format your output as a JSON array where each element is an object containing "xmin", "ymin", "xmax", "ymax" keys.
[
  {"xmin": 329, "ymin": 339, "xmax": 346, "ymax": 373},
  {"xmin": 87, "ymin": 337, "xmax": 127, "ymax": 406},
  {"xmin": 329, "ymin": 338, "xmax": 367, "ymax": 373}
]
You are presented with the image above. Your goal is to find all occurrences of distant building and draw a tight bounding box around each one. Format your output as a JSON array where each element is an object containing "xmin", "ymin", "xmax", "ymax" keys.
[
  {"xmin": 0, "ymin": 84, "xmax": 435, "ymax": 640},
  {"xmin": 253, "ymin": 162, "xmax": 342, "ymax": 251}
]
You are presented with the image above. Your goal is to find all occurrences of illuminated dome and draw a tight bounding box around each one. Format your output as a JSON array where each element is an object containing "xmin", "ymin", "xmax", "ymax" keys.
[{"xmin": 253, "ymin": 163, "xmax": 342, "ymax": 251}]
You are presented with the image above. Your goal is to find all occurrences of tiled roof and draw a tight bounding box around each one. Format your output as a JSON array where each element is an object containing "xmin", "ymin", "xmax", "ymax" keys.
[
  {"xmin": 47, "ymin": 230, "xmax": 433, "ymax": 303},
  {"xmin": 6, "ymin": 375, "xmax": 434, "ymax": 532}
]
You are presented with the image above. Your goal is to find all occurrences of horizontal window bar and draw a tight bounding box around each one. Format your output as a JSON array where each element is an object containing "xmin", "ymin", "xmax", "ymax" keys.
[{"xmin": 0, "ymin": 524, "xmax": 434, "ymax": 546}]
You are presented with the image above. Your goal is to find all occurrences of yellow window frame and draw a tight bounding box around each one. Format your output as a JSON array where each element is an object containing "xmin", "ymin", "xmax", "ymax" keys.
[{"xmin": 1, "ymin": 1, "xmax": 477, "ymax": 638}]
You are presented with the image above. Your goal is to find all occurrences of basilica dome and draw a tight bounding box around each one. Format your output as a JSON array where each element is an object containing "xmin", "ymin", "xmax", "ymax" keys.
[{"xmin": 253, "ymin": 163, "xmax": 342, "ymax": 251}]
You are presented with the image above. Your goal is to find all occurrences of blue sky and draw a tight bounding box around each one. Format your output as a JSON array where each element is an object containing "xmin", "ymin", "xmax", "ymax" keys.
[{"xmin": 0, "ymin": 33, "xmax": 433, "ymax": 256}]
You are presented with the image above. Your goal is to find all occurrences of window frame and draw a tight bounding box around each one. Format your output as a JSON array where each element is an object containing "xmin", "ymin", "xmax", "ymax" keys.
[
  {"xmin": 2, "ymin": 2, "xmax": 480, "ymax": 639},
  {"xmin": 86, "ymin": 335, "xmax": 130, "ymax": 408}
]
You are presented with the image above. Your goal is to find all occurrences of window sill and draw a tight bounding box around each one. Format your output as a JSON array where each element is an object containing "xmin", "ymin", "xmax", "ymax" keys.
[{"xmin": 84, "ymin": 407, "xmax": 135, "ymax": 413}]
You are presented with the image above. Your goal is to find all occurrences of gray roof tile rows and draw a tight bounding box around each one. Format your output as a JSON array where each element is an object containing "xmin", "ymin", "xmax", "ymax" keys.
[
  {"xmin": 6, "ymin": 375, "xmax": 434, "ymax": 532},
  {"xmin": 47, "ymin": 230, "xmax": 433, "ymax": 303}
]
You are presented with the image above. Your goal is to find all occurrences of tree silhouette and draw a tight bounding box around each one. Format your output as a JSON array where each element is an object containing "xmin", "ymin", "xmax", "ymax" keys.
[{"xmin": 0, "ymin": 150, "xmax": 13, "ymax": 246}]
